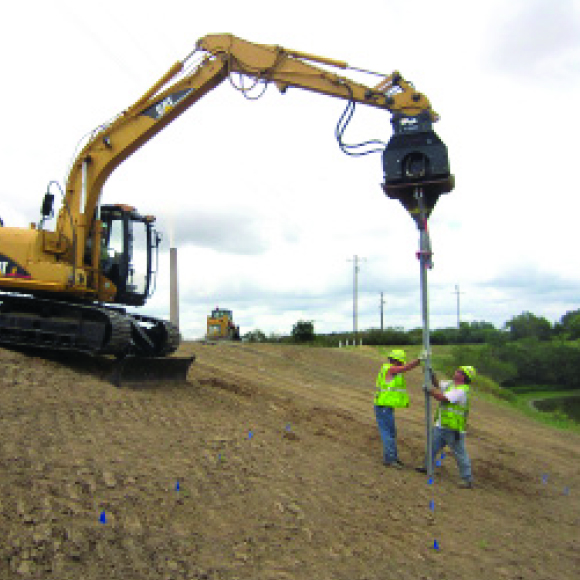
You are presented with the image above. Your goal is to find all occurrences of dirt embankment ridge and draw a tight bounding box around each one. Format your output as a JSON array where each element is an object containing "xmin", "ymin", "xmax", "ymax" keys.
[{"xmin": 0, "ymin": 342, "xmax": 578, "ymax": 580}]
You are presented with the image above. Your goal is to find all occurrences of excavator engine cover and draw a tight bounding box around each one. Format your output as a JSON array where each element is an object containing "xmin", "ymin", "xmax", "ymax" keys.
[{"xmin": 382, "ymin": 112, "xmax": 454, "ymax": 218}]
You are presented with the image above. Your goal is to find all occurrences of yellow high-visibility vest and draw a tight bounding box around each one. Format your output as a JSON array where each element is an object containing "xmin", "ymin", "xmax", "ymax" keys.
[
  {"xmin": 436, "ymin": 384, "xmax": 470, "ymax": 432},
  {"xmin": 374, "ymin": 363, "xmax": 409, "ymax": 408}
]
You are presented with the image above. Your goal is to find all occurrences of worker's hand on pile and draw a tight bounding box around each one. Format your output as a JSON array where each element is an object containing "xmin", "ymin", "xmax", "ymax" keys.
[{"xmin": 418, "ymin": 350, "xmax": 431, "ymax": 363}]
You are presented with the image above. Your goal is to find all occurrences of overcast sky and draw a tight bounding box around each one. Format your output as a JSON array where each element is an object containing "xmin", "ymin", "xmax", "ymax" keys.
[{"xmin": 2, "ymin": 0, "xmax": 580, "ymax": 338}]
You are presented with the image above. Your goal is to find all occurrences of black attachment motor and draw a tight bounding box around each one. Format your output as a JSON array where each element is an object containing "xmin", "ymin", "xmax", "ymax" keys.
[{"xmin": 382, "ymin": 111, "xmax": 454, "ymax": 219}]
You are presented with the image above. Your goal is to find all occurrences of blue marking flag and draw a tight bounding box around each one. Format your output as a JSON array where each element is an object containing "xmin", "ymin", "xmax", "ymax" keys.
[
  {"xmin": 440, "ymin": 453, "xmax": 446, "ymax": 459},
  {"xmin": 435, "ymin": 459, "xmax": 442, "ymax": 467},
  {"xmin": 428, "ymin": 477, "xmax": 434, "ymax": 485},
  {"xmin": 542, "ymin": 474, "xmax": 548, "ymax": 484},
  {"xmin": 433, "ymin": 539, "xmax": 440, "ymax": 550},
  {"xmin": 285, "ymin": 423, "xmax": 292, "ymax": 431},
  {"xmin": 249, "ymin": 430, "xmax": 253, "ymax": 439},
  {"xmin": 99, "ymin": 511, "xmax": 106, "ymax": 524},
  {"xmin": 429, "ymin": 500, "xmax": 435, "ymax": 511},
  {"xmin": 176, "ymin": 481, "xmax": 180, "ymax": 491}
]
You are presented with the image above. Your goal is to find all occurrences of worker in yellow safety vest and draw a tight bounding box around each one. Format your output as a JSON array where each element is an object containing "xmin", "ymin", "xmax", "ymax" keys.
[
  {"xmin": 374, "ymin": 349, "xmax": 421, "ymax": 468},
  {"xmin": 416, "ymin": 365, "xmax": 476, "ymax": 488}
]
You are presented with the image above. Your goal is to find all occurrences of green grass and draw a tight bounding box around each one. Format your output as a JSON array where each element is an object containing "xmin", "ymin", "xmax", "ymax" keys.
[
  {"xmin": 459, "ymin": 379, "xmax": 580, "ymax": 432},
  {"xmin": 507, "ymin": 383, "xmax": 578, "ymax": 395},
  {"xmin": 514, "ymin": 386, "xmax": 578, "ymax": 399},
  {"xmin": 369, "ymin": 345, "xmax": 580, "ymax": 433},
  {"xmin": 508, "ymin": 392, "xmax": 580, "ymax": 432},
  {"xmin": 373, "ymin": 344, "xmax": 455, "ymax": 362}
]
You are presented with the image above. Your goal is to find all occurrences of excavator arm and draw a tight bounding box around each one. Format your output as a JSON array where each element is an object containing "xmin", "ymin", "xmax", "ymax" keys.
[
  {"xmin": 197, "ymin": 34, "xmax": 437, "ymax": 117},
  {"xmin": 57, "ymin": 33, "xmax": 448, "ymax": 275}
]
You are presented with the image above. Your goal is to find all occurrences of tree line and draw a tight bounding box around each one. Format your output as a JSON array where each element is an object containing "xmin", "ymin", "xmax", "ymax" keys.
[
  {"xmin": 245, "ymin": 310, "xmax": 580, "ymax": 345},
  {"xmin": 243, "ymin": 310, "xmax": 580, "ymax": 391}
]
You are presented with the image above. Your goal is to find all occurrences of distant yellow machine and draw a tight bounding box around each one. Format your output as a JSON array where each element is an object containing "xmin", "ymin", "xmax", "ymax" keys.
[{"xmin": 207, "ymin": 308, "xmax": 240, "ymax": 340}]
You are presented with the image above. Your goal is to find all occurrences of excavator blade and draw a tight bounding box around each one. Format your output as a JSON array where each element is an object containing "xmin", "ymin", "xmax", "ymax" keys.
[{"xmin": 110, "ymin": 355, "xmax": 195, "ymax": 387}]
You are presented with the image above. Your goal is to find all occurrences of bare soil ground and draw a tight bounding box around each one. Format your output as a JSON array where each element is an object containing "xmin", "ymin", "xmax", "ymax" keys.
[{"xmin": 0, "ymin": 341, "xmax": 579, "ymax": 580}]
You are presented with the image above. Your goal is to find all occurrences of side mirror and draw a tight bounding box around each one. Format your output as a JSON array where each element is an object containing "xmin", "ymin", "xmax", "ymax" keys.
[{"xmin": 41, "ymin": 192, "xmax": 55, "ymax": 219}]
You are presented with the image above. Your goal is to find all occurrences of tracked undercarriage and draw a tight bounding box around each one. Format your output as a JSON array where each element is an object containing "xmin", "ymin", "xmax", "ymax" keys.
[{"xmin": 0, "ymin": 294, "xmax": 193, "ymax": 385}]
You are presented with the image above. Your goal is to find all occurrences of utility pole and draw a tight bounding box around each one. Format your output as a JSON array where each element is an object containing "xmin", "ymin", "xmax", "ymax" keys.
[
  {"xmin": 348, "ymin": 255, "xmax": 366, "ymax": 337},
  {"xmin": 453, "ymin": 284, "xmax": 464, "ymax": 329},
  {"xmin": 380, "ymin": 292, "xmax": 386, "ymax": 330}
]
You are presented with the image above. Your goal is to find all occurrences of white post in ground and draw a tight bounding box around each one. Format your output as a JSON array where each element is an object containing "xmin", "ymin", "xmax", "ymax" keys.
[
  {"xmin": 348, "ymin": 255, "xmax": 366, "ymax": 341},
  {"xmin": 415, "ymin": 190, "xmax": 434, "ymax": 478},
  {"xmin": 170, "ymin": 247, "xmax": 179, "ymax": 330},
  {"xmin": 453, "ymin": 284, "xmax": 464, "ymax": 329}
]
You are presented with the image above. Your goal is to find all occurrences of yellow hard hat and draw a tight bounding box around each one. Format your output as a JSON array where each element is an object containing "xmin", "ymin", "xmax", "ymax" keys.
[
  {"xmin": 388, "ymin": 349, "xmax": 407, "ymax": 364},
  {"xmin": 459, "ymin": 366, "xmax": 476, "ymax": 381}
]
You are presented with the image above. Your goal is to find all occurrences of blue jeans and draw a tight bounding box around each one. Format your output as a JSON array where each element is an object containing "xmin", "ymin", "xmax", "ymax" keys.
[
  {"xmin": 375, "ymin": 405, "xmax": 398, "ymax": 464},
  {"xmin": 431, "ymin": 426, "xmax": 472, "ymax": 482}
]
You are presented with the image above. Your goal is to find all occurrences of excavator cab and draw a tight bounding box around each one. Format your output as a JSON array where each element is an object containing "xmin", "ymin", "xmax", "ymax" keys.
[{"xmin": 99, "ymin": 204, "xmax": 160, "ymax": 307}]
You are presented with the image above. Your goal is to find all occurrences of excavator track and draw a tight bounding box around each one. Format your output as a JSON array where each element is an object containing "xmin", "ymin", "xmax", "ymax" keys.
[{"xmin": 0, "ymin": 294, "xmax": 193, "ymax": 385}]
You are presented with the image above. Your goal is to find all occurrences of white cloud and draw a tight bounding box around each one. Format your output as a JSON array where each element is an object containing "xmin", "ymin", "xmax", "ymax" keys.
[
  {"xmin": 1, "ymin": 0, "xmax": 579, "ymax": 339},
  {"xmin": 487, "ymin": 0, "xmax": 580, "ymax": 83}
]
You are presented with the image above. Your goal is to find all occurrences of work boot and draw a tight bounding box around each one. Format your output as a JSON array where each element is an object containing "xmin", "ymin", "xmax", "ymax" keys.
[
  {"xmin": 415, "ymin": 466, "xmax": 427, "ymax": 474},
  {"xmin": 458, "ymin": 480, "xmax": 473, "ymax": 489},
  {"xmin": 384, "ymin": 460, "xmax": 404, "ymax": 469}
]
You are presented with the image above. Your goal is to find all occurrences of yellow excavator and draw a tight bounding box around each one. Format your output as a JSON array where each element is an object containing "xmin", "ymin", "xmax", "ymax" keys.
[{"xmin": 0, "ymin": 34, "xmax": 453, "ymax": 383}]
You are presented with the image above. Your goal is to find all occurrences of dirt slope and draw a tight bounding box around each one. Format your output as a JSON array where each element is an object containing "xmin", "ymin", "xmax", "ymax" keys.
[{"xmin": 0, "ymin": 342, "xmax": 578, "ymax": 580}]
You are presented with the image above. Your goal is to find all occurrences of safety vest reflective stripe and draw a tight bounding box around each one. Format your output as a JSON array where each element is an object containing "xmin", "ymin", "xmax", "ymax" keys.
[
  {"xmin": 374, "ymin": 363, "xmax": 409, "ymax": 409},
  {"xmin": 437, "ymin": 384, "xmax": 470, "ymax": 431}
]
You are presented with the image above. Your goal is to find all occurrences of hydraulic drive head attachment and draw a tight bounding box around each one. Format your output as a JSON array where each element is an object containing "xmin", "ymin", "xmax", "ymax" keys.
[{"xmin": 382, "ymin": 112, "xmax": 454, "ymax": 219}]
